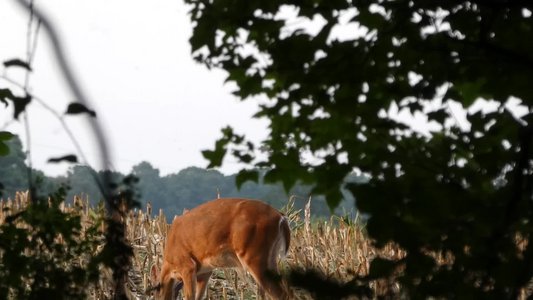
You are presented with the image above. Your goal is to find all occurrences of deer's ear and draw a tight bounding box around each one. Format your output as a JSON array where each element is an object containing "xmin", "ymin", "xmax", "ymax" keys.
[{"xmin": 182, "ymin": 208, "xmax": 190, "ymax": 215}]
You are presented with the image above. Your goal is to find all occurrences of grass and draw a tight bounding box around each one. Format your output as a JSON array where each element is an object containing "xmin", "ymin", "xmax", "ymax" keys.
[{"xmin": 0, "ymin": 192, "xmax": 403, "ymax": 299}]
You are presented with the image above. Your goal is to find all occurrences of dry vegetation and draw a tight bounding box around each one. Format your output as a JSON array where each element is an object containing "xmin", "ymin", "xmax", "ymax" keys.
[{"xmin": 1, "ymin": 192, "xmax": 406, "ymax": 299}]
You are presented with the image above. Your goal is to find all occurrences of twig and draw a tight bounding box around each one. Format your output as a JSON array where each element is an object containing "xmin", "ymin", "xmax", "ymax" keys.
[
  {"xmin": 12, "ymin": 0, "xmax": 127, "ymax": 297},
  {"xmin": 22, "ymin": 0, "xmax": 37, "ymax": 200},
  {"xmin": 12, "ymin": 0, "xmax": 113, "ymax": 194}
]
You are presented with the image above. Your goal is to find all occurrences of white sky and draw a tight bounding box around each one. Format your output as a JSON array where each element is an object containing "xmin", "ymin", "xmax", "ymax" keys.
[
  {"xmin": 1, "ymin": 1, "xmax": 528, "ymax": 177},
  {"xmin": 0, "ymin": 0, "xmax": 268, "ymax": 176}
]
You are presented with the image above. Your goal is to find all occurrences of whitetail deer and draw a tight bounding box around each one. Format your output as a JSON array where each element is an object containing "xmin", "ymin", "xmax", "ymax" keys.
[{"xmin": 151, "ymin": 198, "xmax": 291, "ymax": 300}]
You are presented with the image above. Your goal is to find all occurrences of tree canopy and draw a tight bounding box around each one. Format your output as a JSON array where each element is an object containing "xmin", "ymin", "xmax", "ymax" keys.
[
  {"xmin": 187, "ymin": 0, "xmax": 533, "ymax": 298},
  {"xmin": 0, "ymin": 141, "xmax": 348, "ymax": 219}
]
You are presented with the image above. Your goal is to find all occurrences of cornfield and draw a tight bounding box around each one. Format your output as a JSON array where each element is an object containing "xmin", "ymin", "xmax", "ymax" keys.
[{"xmin": 0, "ymin": 191, "xmax": 405, "ymax": 299}]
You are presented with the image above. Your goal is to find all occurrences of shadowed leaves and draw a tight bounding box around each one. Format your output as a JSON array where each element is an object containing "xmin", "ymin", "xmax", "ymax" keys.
[
  {"xmin": 12, "ymin": 95, "xmax": 32, "ymax": 119},
  {"xmin": 3, "ymin": 58, "xmax": 32, "ymax": 71},
  {"xmin": 188, "ymin": 0, "xmax": 533, "ymax": 298},
  {"xmin": 0, "ymin": 89, "xmax": 31, "ymax": 119},
  {"xmin": 48, "ymin": 154, "xmax": 78, "ymax": 164},
  {"xmin": 289, "ymin": 269, "xmax": 372, "ymax": 300},
  {"xmin": 0, "ymin": 131, "xmax": 14, "ymax": 156},
  {"xmin": 0, "ymin": 89, "xmax": 14, "ymax": 107},
  {"xmin": 235, "ymin": 169, "xmax": 259, "ymax": 189},
  {"xmin": 66, "ymin": 103, "xmax": 96, "ymax": 117}
]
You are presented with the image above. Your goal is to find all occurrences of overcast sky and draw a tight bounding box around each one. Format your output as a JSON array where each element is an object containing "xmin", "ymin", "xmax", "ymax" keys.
[
  {"xmin": 2, "ymin": 1, "xmax": 528, "ymax": 178},
  {"xmin": 1, "ymin": 0, "xmax": 268, "ymax": 176}
]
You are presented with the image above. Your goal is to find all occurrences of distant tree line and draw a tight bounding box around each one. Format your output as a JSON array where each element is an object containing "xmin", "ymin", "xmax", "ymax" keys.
[{"xmin": 0, "ymin": 135, "xmax": 361, "ymax": 218}]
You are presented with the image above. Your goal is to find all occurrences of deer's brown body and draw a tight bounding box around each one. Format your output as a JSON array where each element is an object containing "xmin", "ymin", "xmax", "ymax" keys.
[{"xmin": 153, "ymin": 198, "xmax": 291, "ymax": 300}]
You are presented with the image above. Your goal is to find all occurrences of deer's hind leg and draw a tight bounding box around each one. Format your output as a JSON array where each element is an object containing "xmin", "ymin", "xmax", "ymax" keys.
[{"xmin": 195, "ymin": 271, "xmax": 212, "ymax": 300}]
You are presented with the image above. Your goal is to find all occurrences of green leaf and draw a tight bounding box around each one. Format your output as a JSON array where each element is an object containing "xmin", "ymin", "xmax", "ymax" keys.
[
  {"xmin": 66, "ymin": 103, "xmax": 96, "ymax": 117},
  {"xmin": 3, "ymin": 58, "xmax": 32, "ymax": 71},
  {"xmin": 324, "ymin": 189, "xmax": 343, "ymax": 211},
  {"xmin": 12, "ymin": 95, "xmax": 31, "ymax": 119},
  {"xmin": 202, "ymin": 148, "xmax": 226, "ymax": 168},
  {"xmin": 48, "ymin": 154, "xmax": 78, "ymax": 164},
  {"xmin": 454, "ymin": 79, "xmax": 486, "ymax": 107},
  {"xmin": 427, "ymin": 108, "xmax": 448, "ymax": 124},
  {"xmin": 235, "ymin": 169, "xmax": 259, "ymax": 189},
  {"xmin": 356, "ymin": 10, "xmax": 385, "ymax": 29},
  {"xmin": 0, "ymin": 131, "xmax": 14, "ymax": 141},
  {"xmin": 189, "ymin": 18, "xmax": 217, "ymax": 52},
  {"xmin": 0, "ymin": 131, "xmax": 14, "ymax": 156},
  {"xmin": 184, "ymin": 1, "xmax": 533, "ymax": 297},
  {"xmin": 368, "ymin": 257, "xmax": 397, "ymax": 279},
  {"xmin": 0, "ymin": 142, "xmax": 9, "ymax": 156},
  {"xmin": 0, "ymin": 88, "xmax": 15, "ymax": 107}
]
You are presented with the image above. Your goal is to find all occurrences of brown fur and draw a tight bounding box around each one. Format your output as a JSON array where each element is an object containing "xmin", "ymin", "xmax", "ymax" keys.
[{"xmin": 152, "ymin": 198, "xmax": 291, "ymax": 300}]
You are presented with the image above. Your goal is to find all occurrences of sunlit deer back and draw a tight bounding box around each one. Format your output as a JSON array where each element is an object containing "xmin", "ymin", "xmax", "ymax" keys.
[{"xmin": 152, "ymin": 198, "xmax": 291, "ymax": 300}]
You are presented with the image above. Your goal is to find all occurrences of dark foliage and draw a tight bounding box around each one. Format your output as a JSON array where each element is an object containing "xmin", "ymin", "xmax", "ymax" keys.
[
  {"xmin": 0, "ymin": 187, "xmax": 103, "ymax": 299},
  {"xmin": 0, "ymin": 144, "xmax": 356, "ymax": 219},
  {"xmin": 185, "ymin": 0, "xmax": 533, "ymax": 298}
]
